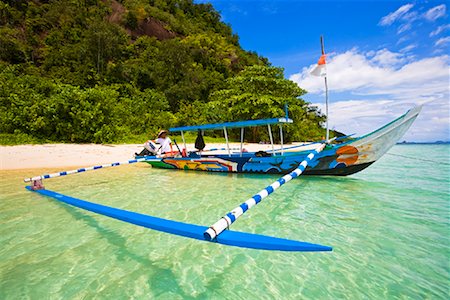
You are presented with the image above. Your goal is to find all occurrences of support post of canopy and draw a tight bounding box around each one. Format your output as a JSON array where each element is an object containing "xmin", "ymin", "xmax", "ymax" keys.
[
  {"xmin": 279, "ymin": 125, "xmax": 284, "ymax": 155},
  {"xmin": 223, "ymin": 127, "xmax": 231, "ymax": 157},
  {"xmin": 324, "ymin": 76, "xmax": 329, "ymax": 141},
  {"xmin": 204, "ymin": 144, "xmax": 326, "ymax": 241},
  {"xmin": 240, "ymin": 127, "xmax": 244, "ymax": 157},
  {"xmin": 181, "ymin": 131, "xmax": 187, "ymax": 152},
  {"xmin": 268, "ymin": 124, "xmax": 274, "ymax": 153}
]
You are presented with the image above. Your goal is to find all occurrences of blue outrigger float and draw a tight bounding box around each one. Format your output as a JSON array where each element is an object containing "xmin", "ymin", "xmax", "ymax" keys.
[{"xmin": 23, "ymin": 106, "xmax": 421, "ymax": 253}]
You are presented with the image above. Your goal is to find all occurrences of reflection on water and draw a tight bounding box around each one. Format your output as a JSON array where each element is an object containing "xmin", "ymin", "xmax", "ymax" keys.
[{"xmin": 0, "ymin": 145, "xmax": 448, "ymax": 299}]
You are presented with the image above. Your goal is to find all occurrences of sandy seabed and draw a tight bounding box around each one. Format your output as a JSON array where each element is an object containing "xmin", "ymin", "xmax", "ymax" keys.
[{"xmin": 0, "ymin": 142, "xmax": 287, "ymax": 170}]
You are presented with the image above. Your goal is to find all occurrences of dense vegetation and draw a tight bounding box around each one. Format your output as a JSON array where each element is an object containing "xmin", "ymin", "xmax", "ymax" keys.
[{"xmin": 0, "ymin": 0, "xmax": 327, "ymax": 144}]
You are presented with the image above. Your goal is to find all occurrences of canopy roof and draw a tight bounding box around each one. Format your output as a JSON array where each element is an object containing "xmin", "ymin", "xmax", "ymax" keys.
[{"xmin": 170, "ymin": 118, "xmax": 293, "ymax": 132}]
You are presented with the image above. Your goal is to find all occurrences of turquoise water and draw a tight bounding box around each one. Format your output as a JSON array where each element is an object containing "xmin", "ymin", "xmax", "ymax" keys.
[{"xmin": 1, "ymin": 145, "xmax": 449, "ymax": 299}]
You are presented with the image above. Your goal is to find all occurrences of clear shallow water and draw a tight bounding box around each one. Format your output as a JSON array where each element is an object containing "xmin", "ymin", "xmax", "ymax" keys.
[{"xmin": 1, "ymin": 145, "xmax": 449, "ymax": 299}]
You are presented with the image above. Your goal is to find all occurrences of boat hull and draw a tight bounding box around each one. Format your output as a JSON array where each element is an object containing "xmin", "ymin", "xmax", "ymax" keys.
[
  {"xmin": 304, "ymin": 161, "xmax": 374, "ymax": 176},
  {"xmin": 144, "ymin": 153, "xmax": 375, "ymax": 176},
  {"xmin": 141, "ymin": 106, "xmax": 421, "ymax": 176}
]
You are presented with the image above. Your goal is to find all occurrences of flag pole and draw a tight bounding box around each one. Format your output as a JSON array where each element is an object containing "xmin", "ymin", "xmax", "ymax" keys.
[{"xmin": 320, "ymin": 36, "xmax": 330, "ymax": 141}]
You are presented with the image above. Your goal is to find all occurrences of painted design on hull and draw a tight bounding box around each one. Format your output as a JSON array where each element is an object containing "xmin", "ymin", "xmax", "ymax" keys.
[
  {"xmin": 147, "ymin": 161, "xmax": 176, "ymax": 169},
  {"xmin": 336, "ymin": 145, "xmax": 358, "ymax": 164},
  {"xmin": 163, "ymin": 158, "xmax": 239, "ymax": 172},
  {"xmin": 329, "ymin": 145, "xmax": 359, "ymax": 169},
  {"xmin": 242, "ymin": 156, "xmax": 298, "ymax": 173},
  {"xmin": 249, "ymin": 145, "xmax": 360, "ymax": 174}
]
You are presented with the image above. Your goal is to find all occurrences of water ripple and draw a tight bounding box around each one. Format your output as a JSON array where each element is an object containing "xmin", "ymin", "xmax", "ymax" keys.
[{"xmin": 0, "ymin": 145, "xmax": 448, "ymax": 299}]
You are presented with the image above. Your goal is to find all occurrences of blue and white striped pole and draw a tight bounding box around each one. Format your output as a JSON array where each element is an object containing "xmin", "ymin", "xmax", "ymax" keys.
[
  {"xmin": 204, "ymin": 144, "xmax": 325, "ymax": 241},
  {"xmin": 23, "ymin": 157, "xmax": 157, "ymax": 182}
]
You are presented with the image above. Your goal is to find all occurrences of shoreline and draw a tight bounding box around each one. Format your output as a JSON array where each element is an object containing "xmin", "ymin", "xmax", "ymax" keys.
[{"xmin": 0, "ymin": 142, "xmax": 288, "ymax": 170}]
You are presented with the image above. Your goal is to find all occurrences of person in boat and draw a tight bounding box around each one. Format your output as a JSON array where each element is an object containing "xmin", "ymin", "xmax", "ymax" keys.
[
  {"xmin": 156, "ymin": 130, "xmax": 174, "ymax": 154},
  {"xmin": 195, "ymin": 129, "xmax": 205, "ymax": 152}
]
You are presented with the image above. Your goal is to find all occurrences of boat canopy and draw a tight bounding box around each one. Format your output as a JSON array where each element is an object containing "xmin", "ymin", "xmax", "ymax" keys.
[{"xmin": 170, "ymin": 117, "xmax": 293, "ymax": 132}]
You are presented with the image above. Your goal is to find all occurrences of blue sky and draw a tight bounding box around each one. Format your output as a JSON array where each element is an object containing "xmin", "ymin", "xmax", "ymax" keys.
[{"xmin": 197, "ymin": 0, "xmax": 449, "ymax": 142}]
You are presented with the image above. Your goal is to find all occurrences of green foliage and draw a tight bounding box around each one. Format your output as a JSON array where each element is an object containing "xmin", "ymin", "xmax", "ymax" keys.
[
  {"xmin": 84, "ymin": 21, "xmax": 129, "ymax": 75},
  {"xmin": 0, "ymin": 66, "xmax": 172, "ymax": 143},
  {"xmin": 0, "ymin": 27, "xmax": 28, "ymax": 63},
  {"xmin": 125, "ymin": 10, "xmax": 138, "ymax": 30},
  {"xmin": 0, "ymin": 0, "xmax": 328, "ymax": 145},
  {"xmin": 0, "ymin": 133, "xmax": 41, "ymax": 145}
]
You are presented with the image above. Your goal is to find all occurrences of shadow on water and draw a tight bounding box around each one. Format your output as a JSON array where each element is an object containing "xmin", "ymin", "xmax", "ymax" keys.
[
  {"xmin": 50, "ymin": 195, "xmax": 243, "ymax": 298},
  {"xmin": 168, "ymin": 168, "xmax": 366, "ymax": 183},
  {"xmin": 148, "ymin": 252, "xmax": 245, "ymax": 299},
  {"xmin": 198, "ymin": 254, "xmax": 248, "ymax": 299},
  {"xmin": 51, "ymin": 199, "xmax": 192, "ymax": 296}
]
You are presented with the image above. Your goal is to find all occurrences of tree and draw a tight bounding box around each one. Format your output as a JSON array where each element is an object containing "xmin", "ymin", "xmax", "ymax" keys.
[
  {"xmin": 84, "ymin": 21, "xmax": 129, "ymax": 75},
  {"xmin": 207, "ymin": 65, "xmax": 326, "ymax": 142}
]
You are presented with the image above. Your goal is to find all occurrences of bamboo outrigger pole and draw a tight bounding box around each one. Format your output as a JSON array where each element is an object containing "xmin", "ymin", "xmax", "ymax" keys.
[
  {"xmin": 23, "ymin": 157, "xmax": 160, "ymax": 183},
  {"xmin": 321, "ymin": 36, "xmax": 330, "ymax": 142},
  {"xmin": 204, "ymin": 143, "xmax": 326, "ymax": 241}
]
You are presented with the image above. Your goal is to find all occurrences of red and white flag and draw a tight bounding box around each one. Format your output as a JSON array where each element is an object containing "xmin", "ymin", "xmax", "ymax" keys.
[{"xmin": 310, "ymin": 54, "xmax": 327, "ymax": 77}]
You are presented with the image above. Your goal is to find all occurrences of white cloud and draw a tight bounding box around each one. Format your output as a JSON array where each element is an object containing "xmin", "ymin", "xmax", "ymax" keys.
[
  {"xmin": 261, "ymin": 3, "xmax": 278, "ymax": 15},
  {"xmin": 290, "ymin": 49, "xmax": 448, "ymax": 95},
  {"xmin": 399, "ymin": 44, "xmax": 417, "ymax": 53},
  {"xmin": 401, "ymin": 11, "xmax": 419, "ymax": 22},
  {"xmin": 430, "ymin": 24, "xmax": 450, "ymax": 37},
  {"xmin": 397, "ymin": 23, "xmax": 412, "ymax": 34},
  {"xmin": 379, "ymin": 4, "xmax": 414, "ymax": 26},
  {"xmin": 228, "ymin": 4, "xmax": 247, "ymax": 16},
  {"xmin": 435, "ymin": 36, "xmax": 450, "ymax": 47},
  {"xmin": 290, "ymin": 49, "xmax": 450, "ymax": 141},
  {"xmin": 396, "ymin": 36, "xmax": 410, "ymax": 45},
  {"xmin": 371, "ymin": 48, "xmax": 407, "ymax": 67},
  {"xmin": 380, "ymin": 4, "xmax": 447, "ymax": 38},
  {"xmin": 423, "ymin": 4, "xmax": 447, "ymax": 21}
]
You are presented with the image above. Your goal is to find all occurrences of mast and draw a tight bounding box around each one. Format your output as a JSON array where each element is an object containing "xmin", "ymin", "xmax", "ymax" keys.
[{"xmin": 320, "ymin": 36, "xmax": 330, "ymax": 141}]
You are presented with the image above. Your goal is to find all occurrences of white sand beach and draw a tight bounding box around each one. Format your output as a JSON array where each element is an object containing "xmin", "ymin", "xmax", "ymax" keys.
[{"xmin": 0, "ymin": 142, "xmax": 299, "ymax": 170}]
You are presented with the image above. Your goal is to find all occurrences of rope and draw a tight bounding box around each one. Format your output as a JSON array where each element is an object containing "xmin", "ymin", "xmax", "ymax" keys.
[{"xmin": 386, "ymin": 153, "xmax": 449, "ymax": 165}]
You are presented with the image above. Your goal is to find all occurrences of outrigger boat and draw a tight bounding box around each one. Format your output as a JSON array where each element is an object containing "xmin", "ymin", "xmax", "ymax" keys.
[
  {"xmin": 137, "ymin": 106, "xmax": 422, "ymax": 176},
  {"xmin": 24, "ymin": 107, "xmax": 420, "ymax": 252},
  {"xmin": 22, "ymin": 35, "xmax": 422, "ymax": 252},
  {"xmin": 22, "ymin": 106, "xmax": 420, "ymax": 253}
]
